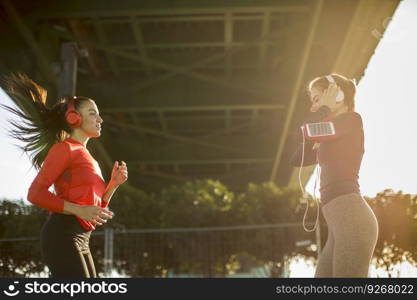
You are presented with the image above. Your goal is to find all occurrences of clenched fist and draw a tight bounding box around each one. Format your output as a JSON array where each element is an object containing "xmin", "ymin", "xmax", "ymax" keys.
[{"xmin": 110, "ymin": 161, "xmax": 128, "ymax": 186}]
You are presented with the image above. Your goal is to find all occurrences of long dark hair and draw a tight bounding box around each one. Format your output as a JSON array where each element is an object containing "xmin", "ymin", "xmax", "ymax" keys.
[{"xmin": 0, "ymin": 73, "xmax": 91, "ymax": 169}]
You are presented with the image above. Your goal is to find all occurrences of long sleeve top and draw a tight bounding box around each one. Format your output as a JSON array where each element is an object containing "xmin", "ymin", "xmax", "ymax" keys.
[
  {"xmin": 290, "ymin": 106, "xmax": 364, "ymax": 204},
  {"xmin": 27, "ymin": 138, "xmax": 107, "ymax": 231}
]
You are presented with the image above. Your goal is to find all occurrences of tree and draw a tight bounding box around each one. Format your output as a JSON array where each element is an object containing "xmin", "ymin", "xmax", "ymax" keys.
[
  {"xmin": 0, "ymin": 199, "xmax": 47, "ymax": 276},
  {"xmin": 366, "ymin": 189, "xmax": 417, "ymax": 276},
  {"xmin": 105, "ymin": 180, "xmax": 309, "ymax": 277},
  {"xmin": 1, "ymin": 186, "xmax": 416, "ymax": 277}
]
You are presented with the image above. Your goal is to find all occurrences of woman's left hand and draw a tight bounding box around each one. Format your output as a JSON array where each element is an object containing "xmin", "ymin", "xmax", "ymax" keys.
[{"xmin": 110, "ymin": 161, "xmax": 128, "ymax": 186}]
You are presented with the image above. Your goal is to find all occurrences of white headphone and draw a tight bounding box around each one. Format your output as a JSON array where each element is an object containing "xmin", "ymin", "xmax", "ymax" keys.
[{"xmin": 325, "ymin": 75, "xmax": 344, "ymax": 102}]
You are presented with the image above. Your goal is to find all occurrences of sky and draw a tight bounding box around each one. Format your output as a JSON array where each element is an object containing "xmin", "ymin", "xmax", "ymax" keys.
[
  {"xmin": 0, "ymin": 89, "xmax": 38, "ymax": 201},
  {"xmin": 306, "ymin": 0, "xmax": 417, "ymax": 198},
  {"xmin": 1, "ymin": 0, "xmax": 417, "ymax": 202}
]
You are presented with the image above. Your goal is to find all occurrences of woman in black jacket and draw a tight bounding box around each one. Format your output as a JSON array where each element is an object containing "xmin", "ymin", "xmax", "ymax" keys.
[{"xmin": 291, "ymin": 73, "xmax": 378, "ymax": 277}]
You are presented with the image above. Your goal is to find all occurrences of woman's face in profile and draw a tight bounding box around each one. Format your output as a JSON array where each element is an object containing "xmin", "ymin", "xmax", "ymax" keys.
[
  {"xmin": 309, "ymin": 86, "xmax": 324, "ymax": 112},
  {"xmin": 78, "ymin": 100, "xmax": 103, "ymax": 138}
]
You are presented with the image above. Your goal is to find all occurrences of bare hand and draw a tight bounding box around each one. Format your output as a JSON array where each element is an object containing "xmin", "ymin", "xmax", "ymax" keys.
[
  {"xmin": 111, "ymin": 161, "xmax": 128, "ymax": 186},
  {"xmin": 320, "ymin": 82, "xmax": 342, "ymax": 111},
  {"xmin": 76, "ymin": 205, "xmax": 114, "ymax": 226}
]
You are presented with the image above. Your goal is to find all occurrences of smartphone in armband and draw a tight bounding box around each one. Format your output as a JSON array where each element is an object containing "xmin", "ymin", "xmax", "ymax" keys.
[{"xmin": 301, "ymin": 122, "xmax": 336, "ymax": 141}]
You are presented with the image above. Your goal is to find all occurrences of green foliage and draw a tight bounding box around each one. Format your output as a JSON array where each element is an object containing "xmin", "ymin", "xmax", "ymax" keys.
[
  {"xmin": 1, "ymin": 185, "xmax": 416, "ymax": 277},
  {"xmin": 105, "ymin": 180, "xmax": 308, "ymax": 277},
  {"xmin": 231, "ymin": 182, "xmax": 302, "ymax": 224},
  {"xmin": 108, "ymin": 187, "xmax": 158, "ymax": 229},
  {"xmin": 158, "ymin": 179, "xmax": 234, "ymax": 228},
  {"xmin": 366, "ymin": 189, "xmax": 417, "ymax": 276},
  {"xmin": 0, "ymin": 199, "xmax": 47, "ymax": 277},
  {"xmin": 110, "ymin": 180, "xmax": 303, "ymax": 229}
]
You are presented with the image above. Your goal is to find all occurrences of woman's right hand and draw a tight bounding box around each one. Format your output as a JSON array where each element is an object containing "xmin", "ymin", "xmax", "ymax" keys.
[
  {"xmin": 64, "ymin": 202, "xmax": 113, "ymax": 226},
  {"xmin": 320, "ymin": 82, "xmax": 342, "ymax": 112},
  {"xmin": 75, "ymin": 205, "xmax": 114, "ymax": 226}
]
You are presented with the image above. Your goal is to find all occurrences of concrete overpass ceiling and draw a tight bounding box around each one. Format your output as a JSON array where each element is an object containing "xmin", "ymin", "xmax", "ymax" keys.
[{"xmin": 0, "ymin": 0, "xmax": 400, "ymax": 191}]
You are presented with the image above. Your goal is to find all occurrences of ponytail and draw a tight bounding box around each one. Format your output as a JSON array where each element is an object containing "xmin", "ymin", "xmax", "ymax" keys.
[{"xmin": 0, "ymin": 73, "xmax": 70, "ymax": 169}]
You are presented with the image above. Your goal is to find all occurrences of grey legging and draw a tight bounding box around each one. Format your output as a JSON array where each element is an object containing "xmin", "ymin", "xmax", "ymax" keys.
[{"xmin": 315, "ymin": 193, "xmax": 378, "ymax": 277}]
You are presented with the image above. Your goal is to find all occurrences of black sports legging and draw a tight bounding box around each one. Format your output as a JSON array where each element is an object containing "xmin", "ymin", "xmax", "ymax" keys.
[{"xmin": 40, "ymin": 213, "xmax": 97, "ymax": 278}]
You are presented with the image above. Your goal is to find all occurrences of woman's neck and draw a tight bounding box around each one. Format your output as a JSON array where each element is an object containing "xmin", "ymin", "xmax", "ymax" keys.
[
  {"xmin": 69, "ymin": 131, "xmax": 89, "ymax": 147},
  {"xmin": 327, "ymin": 105, "xmax": 349, "ymax": 119}
]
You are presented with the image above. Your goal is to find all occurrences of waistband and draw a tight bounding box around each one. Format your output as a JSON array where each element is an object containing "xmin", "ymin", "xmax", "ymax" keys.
[
  {"xmin": 320, "ymin": 182, "xmax": 360, "ymax": 205},
  {"xmin": 47, "ymin": 213, "xmax": 91, "ymax": 234},
  {"xmin": 44, "ymin": 213, "xmax": 92, "ymax": 251}
]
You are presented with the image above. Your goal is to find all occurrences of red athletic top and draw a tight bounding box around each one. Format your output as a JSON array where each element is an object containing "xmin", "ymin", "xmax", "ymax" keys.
[{"xmin": 27, "ymin": 138, "xmax": 107, "ymax": 231}]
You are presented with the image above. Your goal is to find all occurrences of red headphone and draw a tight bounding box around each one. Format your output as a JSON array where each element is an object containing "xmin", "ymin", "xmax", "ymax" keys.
[{"xmin": 65, "ymin": 97, "xmax": 82, "ymax": 128}]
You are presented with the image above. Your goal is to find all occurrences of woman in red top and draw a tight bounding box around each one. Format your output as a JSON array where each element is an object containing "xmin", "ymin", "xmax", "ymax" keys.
[{"xmin": 1, "ymin": 73, "xmax": 128, "ymax": 278}]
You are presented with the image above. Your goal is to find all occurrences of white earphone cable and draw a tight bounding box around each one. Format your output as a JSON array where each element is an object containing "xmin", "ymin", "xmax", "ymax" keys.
[{"xmin": 299, "ymin": 127, "xmax": 320, "ymax": 232}]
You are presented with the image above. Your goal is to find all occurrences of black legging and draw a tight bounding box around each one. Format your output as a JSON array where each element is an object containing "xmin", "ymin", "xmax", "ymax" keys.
[{"xmin": 40, "ymin": 213, "xmax": 97, "ymax": 278}]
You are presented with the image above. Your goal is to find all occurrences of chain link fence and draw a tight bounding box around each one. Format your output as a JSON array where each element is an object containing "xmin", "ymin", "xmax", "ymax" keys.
[{"xmin": 0, "ymin": 223, "xmax": 320, "ymax": 277}]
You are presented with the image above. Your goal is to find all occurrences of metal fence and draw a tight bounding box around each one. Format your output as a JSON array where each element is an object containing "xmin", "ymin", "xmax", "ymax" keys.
[{"xmin": 0, "ymin": 223, "xmax": 320, "ymax": 277}]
